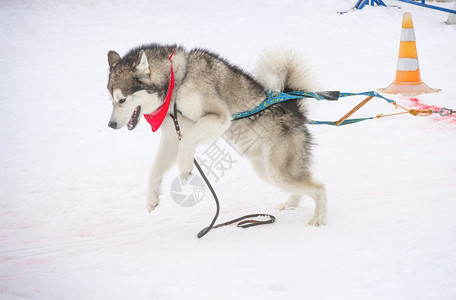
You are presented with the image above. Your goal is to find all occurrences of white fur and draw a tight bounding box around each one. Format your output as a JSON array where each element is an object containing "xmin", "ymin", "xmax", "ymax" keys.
[
  {"xmin": 133, "ymin": 90, "xmax": 163, "ymax": 114},
  {"xmin": 253, "ymin": 48, "xmax": 318, "ymax": 92}
]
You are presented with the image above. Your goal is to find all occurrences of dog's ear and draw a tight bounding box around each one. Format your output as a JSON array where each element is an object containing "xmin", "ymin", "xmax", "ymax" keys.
[
  {"xmin": 108, "ymin": 50, "xmax": 121, "ymax": 68},
  {"xmin": 135, "ymin": 50, "xmax": 150, "ymax": 78}
]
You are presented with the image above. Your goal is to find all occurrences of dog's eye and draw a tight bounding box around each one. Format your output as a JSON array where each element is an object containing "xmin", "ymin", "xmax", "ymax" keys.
[{"xmin": 119, "ymin": 98, "xmax": 126, "ymax": 104}]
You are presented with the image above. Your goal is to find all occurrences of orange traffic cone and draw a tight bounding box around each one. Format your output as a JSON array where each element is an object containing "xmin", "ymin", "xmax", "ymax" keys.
[{"xmin": 378, "ymin": 12, "xmax": 440, "ymax": 96}]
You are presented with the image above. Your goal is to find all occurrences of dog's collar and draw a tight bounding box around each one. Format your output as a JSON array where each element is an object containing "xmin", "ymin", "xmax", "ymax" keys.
[{"xmin": 143, "ymin": 50, "xmax": 175, "ymax": 132}]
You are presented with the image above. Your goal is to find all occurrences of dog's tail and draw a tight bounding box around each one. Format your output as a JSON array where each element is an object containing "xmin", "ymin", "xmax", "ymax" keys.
[{"xmin": 253, "ymin": 48, "xmax": 318, "ymax": 111}]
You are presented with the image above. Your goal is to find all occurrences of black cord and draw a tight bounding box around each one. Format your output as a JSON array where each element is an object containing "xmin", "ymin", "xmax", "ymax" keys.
[
  {"xmin": 193, "ymin": 158, "xmax": 221, "ymax": 238},
  {"xmin": 171, "ymin": 102, "xmax": 275, "ymax": 238}
]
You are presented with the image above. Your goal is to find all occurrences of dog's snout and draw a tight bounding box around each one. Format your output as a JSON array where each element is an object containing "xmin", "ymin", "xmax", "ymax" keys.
[{"xmin": 108, "ymin": 121, "xmax": 118, "ymax": 129}]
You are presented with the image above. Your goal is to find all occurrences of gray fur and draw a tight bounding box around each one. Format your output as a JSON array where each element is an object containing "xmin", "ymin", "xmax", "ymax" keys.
[{"xmin": 106, "ymin": 44, "xmax": 327, "ymax": 226}]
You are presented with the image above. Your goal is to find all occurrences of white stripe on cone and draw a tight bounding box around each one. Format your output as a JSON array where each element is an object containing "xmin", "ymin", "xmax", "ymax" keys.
[
  {"xmin": 400, "ymin": 28, "xmax": 416, "ymax": 42},
  {"xmin": 396, "ymin": 58, "xmax": 419, "ymax": 71}
]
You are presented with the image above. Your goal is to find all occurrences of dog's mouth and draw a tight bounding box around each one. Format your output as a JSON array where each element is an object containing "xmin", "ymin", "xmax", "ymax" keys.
[{"xmin": 127, "ymin": 105, "xmax": 141, "ymax": 130}]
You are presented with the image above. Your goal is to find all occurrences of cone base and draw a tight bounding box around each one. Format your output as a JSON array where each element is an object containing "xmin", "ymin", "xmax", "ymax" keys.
[{"xmin": 378, "ymin": 81, "xmax": 441, "ymax": 96}]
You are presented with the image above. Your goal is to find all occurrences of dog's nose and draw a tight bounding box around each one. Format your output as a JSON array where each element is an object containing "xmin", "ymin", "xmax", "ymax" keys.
[{"xmin": 108, "ymin": 121, "xmax": 117, "ymax": 129}]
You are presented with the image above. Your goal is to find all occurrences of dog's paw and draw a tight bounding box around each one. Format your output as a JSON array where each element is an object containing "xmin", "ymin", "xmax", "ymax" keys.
[
  {"xmin": 146, "ymin": 189, "xmax": 160, "ymax": 213},
  {"xmin": 308, "ymin": 215, "xmax": 327, "ymax": 227}
]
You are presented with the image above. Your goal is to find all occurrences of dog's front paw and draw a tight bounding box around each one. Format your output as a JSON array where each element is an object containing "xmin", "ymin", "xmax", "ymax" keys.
[{"xmin": 146, "ymin": 189, "xmax": 160, "ymax": 212}]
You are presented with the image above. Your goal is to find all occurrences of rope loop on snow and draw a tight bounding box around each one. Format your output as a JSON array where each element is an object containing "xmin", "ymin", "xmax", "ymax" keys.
[{"xmin": 375, "ymin": 102, "xmax": 435, "ymax": 120}]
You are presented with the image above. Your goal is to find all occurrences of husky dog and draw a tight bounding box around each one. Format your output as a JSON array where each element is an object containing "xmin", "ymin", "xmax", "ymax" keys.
[{"xmin": 107, "ymin": 44, "xmax": 327, "ymax": 226}]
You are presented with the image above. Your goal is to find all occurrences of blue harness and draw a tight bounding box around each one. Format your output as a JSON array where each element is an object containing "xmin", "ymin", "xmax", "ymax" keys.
[{"xmin": 231, "ymin": 90, "xmax": 396, "ymax": 126}]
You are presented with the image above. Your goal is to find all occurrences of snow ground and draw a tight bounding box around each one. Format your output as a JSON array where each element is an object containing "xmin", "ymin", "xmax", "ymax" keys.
[{"xmin": 1, "ymin": 0, "xmax": 455, "ymax": 299}]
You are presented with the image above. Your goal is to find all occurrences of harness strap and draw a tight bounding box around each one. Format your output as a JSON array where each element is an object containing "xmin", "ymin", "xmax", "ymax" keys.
[{"xmin": 231, "ymin": 90, "xmax": 396, "ymax": 125}]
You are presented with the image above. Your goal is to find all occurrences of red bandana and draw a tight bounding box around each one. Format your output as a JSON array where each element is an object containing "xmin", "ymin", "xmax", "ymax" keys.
[{"xmin": 143, "ymin": 50, "xmax": 175, "ymax": 132}]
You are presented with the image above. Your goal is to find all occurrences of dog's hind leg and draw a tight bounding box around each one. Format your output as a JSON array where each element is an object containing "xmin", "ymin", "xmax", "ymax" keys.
[
  {"xmin": 300, "ymin": 177, "xmax": 327, "ymax": 226},
  {"xmin": 264, "ymin": 139, "xmax": 327, "ymax": 226},
  {"xmin": 275, "ymin": 178, "xmax": 327, "ymax": 226}
]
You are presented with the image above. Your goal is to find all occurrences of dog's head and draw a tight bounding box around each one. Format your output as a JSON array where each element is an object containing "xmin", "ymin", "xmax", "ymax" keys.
[{"xmin": 106, "ymin": 50, "xmax": 166, "ymax": 130}]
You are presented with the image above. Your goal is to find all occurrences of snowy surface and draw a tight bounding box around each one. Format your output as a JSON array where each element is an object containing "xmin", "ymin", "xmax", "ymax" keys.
[{"xmin": 1, "ymin": 0, "xmax": 456, "ymax": 299}]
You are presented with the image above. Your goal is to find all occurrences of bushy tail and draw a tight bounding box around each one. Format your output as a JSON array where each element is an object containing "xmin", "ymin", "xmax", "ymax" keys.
[{"xmin": 253, "ymin": 47, "xmax": 318, "ymax": 95}]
